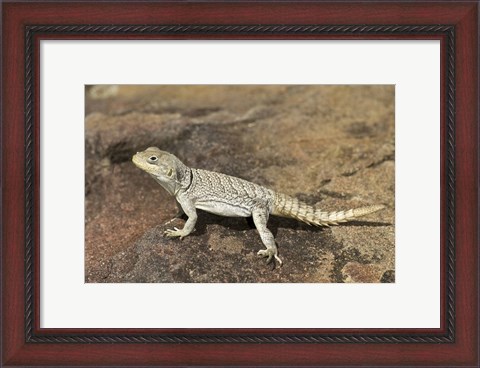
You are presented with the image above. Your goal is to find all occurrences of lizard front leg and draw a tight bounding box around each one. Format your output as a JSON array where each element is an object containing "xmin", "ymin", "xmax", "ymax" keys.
[
  {"xmin": 252, "ymin": 208, "xmax": 283, "ymax": 266},
  {"xmin": 164, "ymin": 199, "xmax": 197, "ymax": 240},
  {"xmin": 173, "ymin": 199, "xmax": 185, "ymax": 218}
]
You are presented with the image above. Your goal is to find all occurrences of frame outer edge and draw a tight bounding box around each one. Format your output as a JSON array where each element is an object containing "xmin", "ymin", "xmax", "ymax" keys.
[{"xmin": 25, "ymin": 24, "xmax": 455, "ymax": 344}]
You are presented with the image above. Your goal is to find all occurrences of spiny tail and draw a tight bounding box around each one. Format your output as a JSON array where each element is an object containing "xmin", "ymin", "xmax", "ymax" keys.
[{"xmin": 271, "ymin": 192, "xmax": 385, "ymax": 227}]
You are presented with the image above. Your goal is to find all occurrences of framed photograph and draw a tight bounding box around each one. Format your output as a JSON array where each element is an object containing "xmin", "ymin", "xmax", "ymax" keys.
[{"xmin": 2, "ymin": 1, "xmax": 478, "ymax": 367}]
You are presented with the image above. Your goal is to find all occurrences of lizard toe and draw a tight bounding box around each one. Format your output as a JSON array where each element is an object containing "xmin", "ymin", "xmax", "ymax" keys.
[
  {"xmin": 257, "ymin": 249, "xmax": 275, "ymax": 264},
  {"xmin": 274, "ymin": 255, "xmax": 283, "ymax": 266},
  {"xmin": 164, "ymin": 228, "xmax": 184, "ymax": 238}
]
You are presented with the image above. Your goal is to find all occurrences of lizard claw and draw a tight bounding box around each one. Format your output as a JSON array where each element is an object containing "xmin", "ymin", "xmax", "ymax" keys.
[
  {"xmin": 163, "ymin": 218, "xmax": 176, "ymax": 226},
  {"xmin": 257, "ymin": 249, "xmax": 283, "ymax": 267}
]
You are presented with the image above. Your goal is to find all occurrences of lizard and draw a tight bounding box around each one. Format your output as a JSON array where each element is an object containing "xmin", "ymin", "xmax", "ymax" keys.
[{"xmin": 132, "ymin": 147, "xmax": 385, "ymax": 266}]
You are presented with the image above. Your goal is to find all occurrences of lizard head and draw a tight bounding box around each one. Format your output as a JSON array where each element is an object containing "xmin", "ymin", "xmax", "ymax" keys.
[{"xmin": 132, "ymin": 147, "xmax": 182, "ymax": 195}]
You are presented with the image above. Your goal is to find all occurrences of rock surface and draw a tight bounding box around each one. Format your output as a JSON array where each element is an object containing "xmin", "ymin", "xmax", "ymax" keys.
[{"xmin": 85, "ymin": 85, "xmax": 395, "ymax": 283}]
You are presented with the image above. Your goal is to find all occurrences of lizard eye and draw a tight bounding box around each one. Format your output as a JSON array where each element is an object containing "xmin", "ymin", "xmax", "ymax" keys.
[{"xmin": 148, "ymin": 156, "xmax": 158, "ymax": 162}]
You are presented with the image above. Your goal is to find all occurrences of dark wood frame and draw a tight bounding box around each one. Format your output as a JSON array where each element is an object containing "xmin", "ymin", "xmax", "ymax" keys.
[{"xmin": 2, "ymin": 1, "xmax": 478, "ymax": 366}]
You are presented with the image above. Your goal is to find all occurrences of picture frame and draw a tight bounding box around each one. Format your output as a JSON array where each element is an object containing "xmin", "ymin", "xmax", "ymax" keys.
[{"xmin": 1, "ymin": 1, "xmax": 478, "ymax": 366}]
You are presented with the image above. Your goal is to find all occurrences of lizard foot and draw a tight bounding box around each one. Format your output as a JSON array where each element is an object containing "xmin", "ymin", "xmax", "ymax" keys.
[
  {"xmin": 164, "ymin": 227, "xmax": 187, "ymax": 240},
  {"xmin": 257, "ymin": 249, "xmax": 283, "ymax": 266}
]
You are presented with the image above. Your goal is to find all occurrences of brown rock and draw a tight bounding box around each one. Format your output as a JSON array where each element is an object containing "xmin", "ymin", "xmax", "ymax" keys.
[
  {"xmin": 342, "ymin": 262, "xmax": 391, "ymax": 283},
  {"xmin": 85, "ymin": 85, "xmax": 395, "ymax": 283}
]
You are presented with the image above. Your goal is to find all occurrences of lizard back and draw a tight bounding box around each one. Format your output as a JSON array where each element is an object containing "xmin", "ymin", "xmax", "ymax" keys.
[{"xmin": 187, "ymin": 169, "xmax": 274, "ymax": 217}]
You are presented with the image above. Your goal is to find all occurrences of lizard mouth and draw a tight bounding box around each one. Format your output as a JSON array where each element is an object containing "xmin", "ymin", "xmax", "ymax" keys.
[
  {"xmin": 132, "ymin": 153, "xmax": 149, "ymax": 171},
  {"xmin": 131, "ymin": 153, "xmax": 141, "ymax": 166},
  {"xmin": 132, "ymin": 153, "xmax": 163, "ymax": 178}
]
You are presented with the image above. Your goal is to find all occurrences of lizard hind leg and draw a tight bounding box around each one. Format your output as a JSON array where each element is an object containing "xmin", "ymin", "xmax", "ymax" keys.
[{"xmin": 252, "ymin": 208, "xmax": 283, "ymax": 266}]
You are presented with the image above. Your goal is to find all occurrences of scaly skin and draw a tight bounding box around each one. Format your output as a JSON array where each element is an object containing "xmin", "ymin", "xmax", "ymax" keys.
[{"xmin": 132, "ymin": 147, "xmax": 385, "ymax": 266}]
